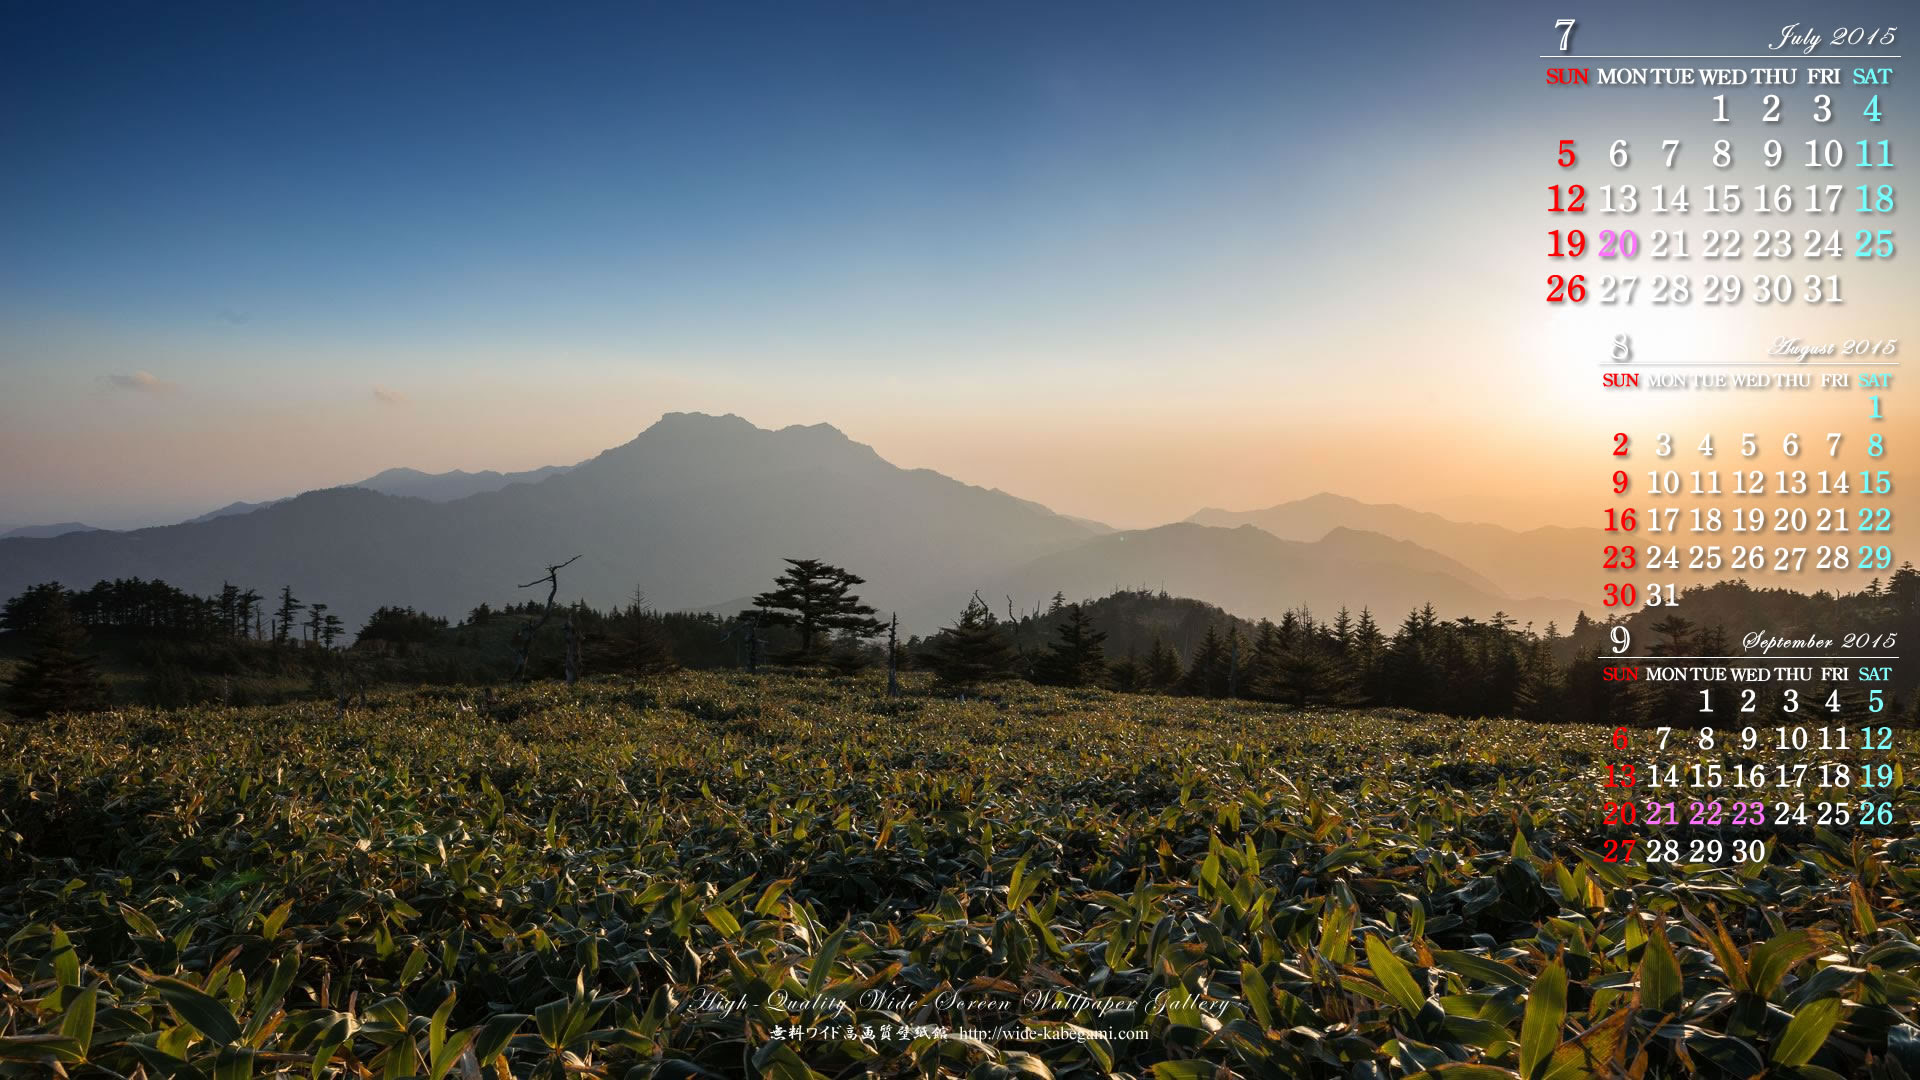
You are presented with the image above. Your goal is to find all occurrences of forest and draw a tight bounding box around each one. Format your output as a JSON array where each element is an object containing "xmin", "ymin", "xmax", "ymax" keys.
[{"xmin": 5, "ymin": 556, "xmax": 1916, "ymax": 726}]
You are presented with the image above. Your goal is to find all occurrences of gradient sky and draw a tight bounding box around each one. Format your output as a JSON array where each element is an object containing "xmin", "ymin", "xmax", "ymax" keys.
[{"xmin": 1, "ymin": 0, "xmax": 1911, "ymax": 532}]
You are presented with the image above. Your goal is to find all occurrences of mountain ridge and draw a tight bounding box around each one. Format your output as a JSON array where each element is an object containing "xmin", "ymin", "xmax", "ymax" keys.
[{"xmin": 2, "ymin": 414, "xmax": 1578, "ymax": 634}]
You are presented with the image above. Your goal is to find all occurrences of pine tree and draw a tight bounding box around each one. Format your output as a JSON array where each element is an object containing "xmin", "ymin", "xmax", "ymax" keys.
[
  {"xmin": 1032, "ymin": 603, "xmax": 1108, "ymax": 687},
  {"xmin": 927, "ymin": 594, "xmax": 1013, "ymax": 689},
  {"xmin": 1109, "ymin": 649, "xmax": 1143, "ymax": 692},
  {"xmin": 6, "ymin": 592, "xmax": 107, "ymax": 719},
  {"xmin": 745, "ymin": 558, "xmax": 884, "ymax": 664}
]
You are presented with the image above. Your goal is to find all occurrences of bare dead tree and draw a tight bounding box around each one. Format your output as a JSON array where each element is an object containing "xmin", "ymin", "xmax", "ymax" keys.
[
  {"xmin": 886, "ymin": 612, "xmax": 901, "ymax": 697},
  {"xmin": 512, "ymin": 554, "xmax": 582, "ymax": 682}
]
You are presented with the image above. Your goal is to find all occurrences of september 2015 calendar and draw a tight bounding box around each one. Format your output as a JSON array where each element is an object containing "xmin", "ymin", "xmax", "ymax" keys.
[{"xmin": 0, "ymin": 4, "xmax": 1912, "ymax": 1076}]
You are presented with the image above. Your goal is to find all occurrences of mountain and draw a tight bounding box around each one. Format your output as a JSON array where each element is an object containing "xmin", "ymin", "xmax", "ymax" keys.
[
  {"xmin": 0, "ymin": 414, "xmax": 1099, "ymax": 632},
  {"xmin": 354, "ymin": 465, "xmax": 574, "ymax": 502},
  {"xmin": 177, "ymin": 464, "xmax": 577, "ymax": 526},
  {"xmin": 184, "ymin": 500, "xmax": 282, "ymax": 525},
  {"xmin": 986, "ymin": 523, "xmax": 1570, "ymax": 631},
  {"xmin": 0, "ymin": 522, "xmax": 103, "ymax": 540},
  {"xmin": 1, "ymin": 416, "xmax": 1576, "ymax": 635},
  {"xmin": 1189, "ymin": 494, "xmax": 1596, "ymax": 604}
]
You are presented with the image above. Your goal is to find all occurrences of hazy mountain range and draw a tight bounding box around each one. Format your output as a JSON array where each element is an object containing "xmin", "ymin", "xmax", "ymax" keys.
[
  {"xmin": 0, "ymin": 413, "xmax": 1581, "ymax": 633},
  {"xmin": 181, "ymin": 464, "xmax": 578, "ymax": 525},
  {"xmin": 1189, "ymin": 495, "xmax": 1597, "ymax": 607},
  {"xmin": 0, "ymin": 522, "xmax": 103, "ymax": 540}
]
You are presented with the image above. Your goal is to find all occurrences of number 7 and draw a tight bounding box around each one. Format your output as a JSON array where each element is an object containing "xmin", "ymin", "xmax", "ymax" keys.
[
  {"xmin": 1827, "ymin": 432, "xmax": 1842, "ymax": 455},
  {"xmin": 1662, "ymin": 139, "xmax": 1680, "ymax": 167},
  {"xmin": 1556, "ymin": 19, "xmax": 1577, "ymax": 51}
]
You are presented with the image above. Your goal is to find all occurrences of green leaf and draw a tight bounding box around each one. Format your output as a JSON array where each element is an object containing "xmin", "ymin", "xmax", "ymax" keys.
[
  {"xmin": 1366, "ymin": 933, "xmax": 1427, "ymax": 1016},
  {"xmin": 470, "ymin": 1013, "xmax": 526, "ymax": 1065},
  {"xmin": 806, "ymin": 926, "xmax": 847, "ymax": 998},
  {"xmin": 1519, "ymin": 960, "xmax": 1568, "ymax": 1080},
  {"xmin": 1435, "ymin": 950, "xmax": 1529, "ymax": 990},
  {"xmin": 428, "ymin": 1028, "xmax": 476, "ymax": 1080},
  {"xmin": 430, "ymin": 991, "xmax": 458, "ymax": 1061},
  {"xmin": 1241, "ymin": 962, "xmax": 1274, "ymax": 1029},
  {"xmin": 153, "ymin": 975, "xmax": 244, "ymax": 1046},
  {"xmin": 0, "ymin": 1035, "xmax": 86, "ymax": 1065},
  {"xmin": 1150, "ymin": 1063, "xmax": 1216, "ymax": 1080},
  {"xmin": 702, "ymin": 904, "xmax": 742, "ymax": 938},
  {"xmin": 1749, "ymin": 930, "xmax": 1823, "ymax": 1000},
  {"xmin": 260, "ymin": 899, "xmax": 295, "ymax": 940},
  {"xmin": 1771, "ymin": 997, "xmax": 1843, "ymax": 1067},
  {"xmin": 118, "ymin": 903, "xmax": 162, "ymax": 940},
  {"xmin": 1542, "ymin": 1011, "xmax": 1628, "ymax": 1080},
  {"xmin": 59, "ymin": 987, "xmax": 96, "ymax": 1056},
  {"xmin": 243, "ymin": 947, "xmax": 301, "ymax": 1041},
  {"xmin": 399, "ymin": 945, "xmax": 429, "ymax": 985},
  {"xmin": 1637, "ymin": 926, "xmax": 1682, "ymax": 1015},
  {"xmin": 49, "ymin": 927, "xmax": 79, "ymax": 988}
]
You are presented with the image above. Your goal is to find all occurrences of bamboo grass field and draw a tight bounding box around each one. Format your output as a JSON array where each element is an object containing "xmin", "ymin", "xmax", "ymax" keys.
[{"xmin": 3, "ymin": 673, "xmax": 1917, "ymax": 1077}]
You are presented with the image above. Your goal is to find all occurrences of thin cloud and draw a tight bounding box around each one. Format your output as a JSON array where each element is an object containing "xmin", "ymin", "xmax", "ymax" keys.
[
  {"xmin": 373, "ymin": 385, "xmax": 408, "ymax": 405},
  {"xmin": 104, "ymin": 371, "xmax": 180, "ymax": 394}
]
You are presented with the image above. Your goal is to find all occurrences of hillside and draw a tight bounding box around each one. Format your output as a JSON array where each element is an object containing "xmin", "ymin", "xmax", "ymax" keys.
[
  {"xmin": 991, "ymin": 522, "xmax": 1570, "ymax": 630},
  {"xmin": 1190, "ymin": 494, "xmax": 1594, "ymax": 605}
]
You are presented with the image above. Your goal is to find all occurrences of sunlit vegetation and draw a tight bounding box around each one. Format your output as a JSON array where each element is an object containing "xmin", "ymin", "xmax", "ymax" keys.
[{"xmin": 3, "ymin": 673, "xmax": 1917, "ymax": 1076}]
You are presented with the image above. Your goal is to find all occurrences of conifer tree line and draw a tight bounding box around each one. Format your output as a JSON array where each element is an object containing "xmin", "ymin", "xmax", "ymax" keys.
[
  {"xmin": 2, "ymin": 578, "xmax": 348, "ymax": 645},
  {"xmin": 4, "ymin": 558, "xmax": 1916, "ymax": 722}
]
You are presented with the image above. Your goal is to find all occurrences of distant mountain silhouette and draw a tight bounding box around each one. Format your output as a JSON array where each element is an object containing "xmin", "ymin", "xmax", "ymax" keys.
[
  {"xmin": 0, "ymin": 522, "xmax": 103, "ymax": 540},
  {"xmin": 984, "ymin": 522, "xmax": 1570, "ymax": 631},
  {"xmin": 183, "ymin": 500, "xmax": 283, "ymax": 525},
  {"xmin": 179, "ymin": 464, "xmax": 577, "ymax": 525},
  {"xmin": 1, "ymin": 415, "xmax": 1577, "ymax": 634},
  {"xmin": 0, "ymin": 414, "xmax": 1097, "ymax": 631},
  {"xmin": 1189, "ymin": 494, "xmax": 1596, "ymax": 604},
  {"xmin": 354, "ymin": 464, "xmax": 574, "ymax": 501}
]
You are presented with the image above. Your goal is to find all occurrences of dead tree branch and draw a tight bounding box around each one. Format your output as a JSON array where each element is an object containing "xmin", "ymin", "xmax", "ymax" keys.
[{"xmin": 512, "ymin": 554, "xmax": 582, "ymax": 682}]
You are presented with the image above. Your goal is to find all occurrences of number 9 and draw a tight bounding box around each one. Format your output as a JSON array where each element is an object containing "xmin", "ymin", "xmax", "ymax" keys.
[{"xmin": 1610, "ymin": 625, "xmax": 1631, "ymax": 655}]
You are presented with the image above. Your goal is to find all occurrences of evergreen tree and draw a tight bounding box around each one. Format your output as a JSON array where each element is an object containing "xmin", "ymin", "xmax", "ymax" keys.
[
  {"xmin": 745, "ymin": 558, "xmax": 884, "ymax": 663},
  {"xmin": 1143, "ymin": 637, "xmax": 1183, "ymax": 691},
  {"xmin": 274, "ymin": 586, "xmax": 302, "ymax": 645},
  {"xmin": 608, "ymin": 589, "xmax": 675, "ymax": 675},
  {"xmin": 1, "ymin": 582, "xmax": 69, "ymax": 635},
  {"xmin": 1032, "ymin": 603, "xmax": 1108, "ymax": 687},
  {"xmin": 1181, "ymin": 625, "xmax": 1228, "ymax": 696},
  {"xmin": 1109, "ymin": 649, "xmax": 1143, "ymax": 692},
  {"xmin": 1264, "ymin": 641, "xmax": 1340, "ymax": 707},
  {"xmin": 927, "ymin": 594, "xmax": 1013, "ymax": 689},
  {"xmin": 6, "ymin": 592, "xmax": 107, "ymax": 718},
  {"xmin": 1351, "ymin": 607, "xmax": 1386, "ymax": 702}
]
